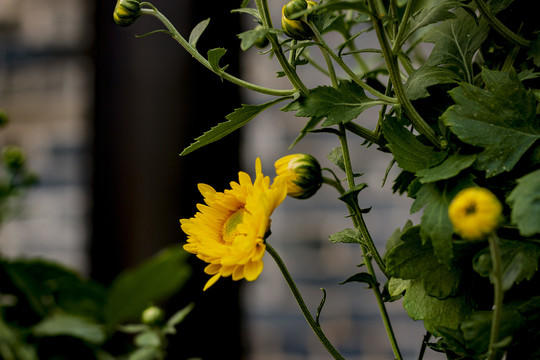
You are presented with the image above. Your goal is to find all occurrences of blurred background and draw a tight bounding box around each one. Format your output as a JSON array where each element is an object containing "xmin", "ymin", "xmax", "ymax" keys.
[{"xmin": 0, "ymin": 0, "xmax": 441, "ymax": 359}]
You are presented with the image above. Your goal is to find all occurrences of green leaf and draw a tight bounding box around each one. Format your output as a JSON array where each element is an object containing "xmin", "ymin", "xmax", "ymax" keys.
[
  {"xmin": 404, "ymin": 1, "xmax": 460, "ymax": 42},
  {"xmin": 473, "ymin": 239, "xmax": 540, "ymax": 291},
  {"xmin": 382, "ymin": 119, "xmax": 447, "ymax": 173},
  {"xmin": 289, "ymin": 81, "xmax": 381, "ymax": 125},
  {"xmin": 207, "ymin": 48, "xmax": 229, "ymax": 73},
  {"xmin": 163, "ymin": 303, "xmax": 194, "ymax": 335},
  {"xmin": 424, "ymin": 8, "xmax": 489, "ymax": 81},
  {"xmin": 386, "ymin": 226, "xmax": 460, "ymax": 299},
  {"xmin": 339, "ymin": 183, "xmax": 368, "ymax": 210},
  {"xmin": 411, "ymin": 177, "xmax": 475, "ymax": 265},
  {"xmin": 327, "ymin": 147, "xmax": 345, "ymax": 171},
  {"xmin": 237, "ymin": 28, "xmax": 278, "ymax": 51},
  {"xmin": 289, "ymin": 116, "xmax": 323, "ymax": 148},
  {"xmin": 528, "ymin": 34, "xmax": 540, "ymax": 67},
  {"xmin": 405, "ymin": 66, "xmax": 461, "ymax": 100},
  {"xmin": 231, "ymin": 7, "xmax": 261, "ymax": 21},
  {"xmin": 104, "ymin": 247, "xmax": 191, "ymax": 326},
  {"xmin": 507, "ymin": 169, "xmax": 540, "ymax": 236},
  {"xmin": 313, "ymin": 0, "xmax": 371, "ymax": 13},
  {"xmin": 403, "ymin": 278, "xmax": 471, "ymax": 335},
  {"xmin": 188, "ymin": 18, "xmax": 210, "ymax": 48},
  {"xmin": 33, "ymin": 313, "xmax": 106, "ymax": 344},
  {"xmin": 416, "ymin": 153, "xmax": 477, "ymax": 183},
  {"xmin": 329, "ymin": 228, "xmax": 363, "ymax": 244},
  {"xmin": 339, "ymin": 272, "xmax": 377, "ymax": 288},
  {"xmin": 442, "ymin": 69, "xmax": 540, "ymax": 177},
  {"xmin": 180, "ymin": 97, "xmax": 289, "ymax": 156}
]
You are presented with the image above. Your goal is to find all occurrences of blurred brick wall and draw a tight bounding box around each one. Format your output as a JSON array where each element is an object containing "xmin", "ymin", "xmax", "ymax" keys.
[{"xmin": 0, "ymin": 0, "xmax": 93, "ymax": 272}]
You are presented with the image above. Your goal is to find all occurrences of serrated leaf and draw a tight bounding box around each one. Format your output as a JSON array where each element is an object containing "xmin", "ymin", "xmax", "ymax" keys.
[
  {"xmin": 289, "ymin": 81, "xmax": 382, "ymax": 125},
  {"xmin": 104, "ymin": 247, "xmax": 191, "ymax": 326},
  {"xmin": 404, "ymin": 1, "xmax": 460, "ymax": 41},
  {"xmin": 424, "ymin": 8, "xmax": 489, "ymax": 81},
  {"xmin": 329, "ymin": 228, "xmax": 363, "ymax": 244},
  {"xmin": 442, "ymin": 69, "xmax": 540, "ymax": 177},
  {"xmin": 33, "ymin": 313, "xmax": 106, "ymax": 344},
  {"xmin": 382, "ymin": 119, "xmax": 447, "ymax": 173},
  {"xmin": 416, "ymin": 153, "xmax": 477, "ymax": 183},
  {"xmin": 473, "ymin": 239, "xmax": 540, "ymax": 291},
  {"xmin": 507, "ymin": 169, "xmax": 540, "ymax": 236},
  {"xmin": 403, "ymin": 279, "xmax": 471, "ymax": 335},
  {"xmin": 405, "ymin": 66, "xmax": 461, "ymax": 100},
  {"xmin": 411, "ymin": 177, "xmax": 475, "ymax": 265},
  {"xmin": 188, "ymin": 18, "xmax": 210, "ymax": 48},
  {"xmin": 386, "ymin": 226, "xmax": 460, "ymax": 299},
  {"xmin": 181, "ymin": 97, "xmax": 289, "ymax": 156},
  {"xmin": 207, "ymin": 48, "xmax": 228, "ymax": 73},
  {"xmin": 339, "ymin": 183, "xmax": 368, "ymax": 210}
]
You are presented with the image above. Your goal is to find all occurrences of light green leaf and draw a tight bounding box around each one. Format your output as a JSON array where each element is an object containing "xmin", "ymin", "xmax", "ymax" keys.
[
  {"xmin": 207, "ymin": 48, "xmax": 228, "ymax": 73},
  {"xmin": 327, "ymin": 147, "xmax": 345, "ymax": 171},
  {"xmin": 403, "ymin": 279, "xmax": 471, "ymax": 335},
  {"xmin": 231, "ymin": 7, "xmax": 261, "ymax": 21},
  {"xmin": 180, "ymin": 97, "xmax": 290, "ymax": 156},
  {"xmin": 329, "ymin": 228, "xmax": 363, "ymax": 244},
  {"xmin": 388, "ymin": 277, "xmax": 410, "ymax": 297},
  {"xmin": 104, "ymin": 247, "xmax": 191, "ymax": 326},
  {"xmin": 405, "ymin": 66, "xmax": 461, "ymax": 100},
  {"xmin": 289, "ymin": 81, "xmax": 381, "ymax": 125},
  {"xmin": 417, "ymin": 153, "xmax": 477, "ymax": 183},
  {"xmin": 188, "ymin": 18, "xmax": 210, "ymax": 48},
  {"xmin": 442, "ymin": 69, "xmax": 540, "ymax": 177},
  {"xmin": 33, "ymin": 313, "xmax": 106, "ymax": 344},
  {"xmin": 424, "ymin": 9, "xmax": 489, "ymax": 81},
  {"xmin": 163, "ymin": 303, "xmax": 195, "ymax": 335},
  {"xmin": 382, "ymin": 119, "xmax": 447, "ymax": 173},
  {"xmin": 237, "ymin": 28, "xmax": 278, "ymax": 51},
  {"xmin": 507, "ymin": 169, "xmax": 540, "ymax": 236},
  {"xmin": 386, "ymin": 226, "xmax": 460, "ymax": 299}
]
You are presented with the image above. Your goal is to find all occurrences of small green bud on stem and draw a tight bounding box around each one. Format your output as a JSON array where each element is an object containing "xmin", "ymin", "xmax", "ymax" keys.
[{"xmin": 113, "ymin": 0, "xmax": 142, "ymax": 27}]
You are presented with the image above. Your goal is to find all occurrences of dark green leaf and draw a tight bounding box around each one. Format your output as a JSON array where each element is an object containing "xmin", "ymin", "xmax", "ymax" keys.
[
  {"xmin": 386, "ymin": 226, "xmax": 461, "ymax": 298},
  {"xmin": 382, "ymin": 119, "xmax": 447, "ymax": 173},
  {"xmin": 289, "ymin": 81, "xmax": 381, "ymax": 125},
  {"xmin": 507, "ymin": 169, "xmax": 540, "ymax": 236},
  {"xmin": 442, "ymin": 69, "xmax": 540, "ymax": 177},
  {"xmin": 329, "ymin": 228, "xmax": 363, "ymax": 244},
  {"xmin": 207, "ymin": 48, "xmax": 228, "ymax": 73},
  {"xmin": 416, "ymin": 153, "xmax": 477, "ymax": 183},
  {"xmin": 104, "ymin": 247, "xmax": 191, "ymax": 326},
  {"xmin": 405, "ymin": 66, "xmax": 460, "ymax": 100},
  {"xmin": 188, "ymin": 18, "xmax": 210, "ymax": 48},
  {"xmin": 403, "ymin": 278, "xmax": 471, "ymax": 335},
  {"xmin": 339, "ymin": 183, "xmax": 368, "ymax": 210},
  {"xmin": 340, "ymin": 272, "xmax": 377, "ymax": 288},
  {"xmin": 306, "ymin": 0, "xmax": 371, "ymax": 14},
  {"xmin": 528, "ymin": 34, "xmax": 540, "ymax": 67},
  {"xmin": 33, "ymin": 313, "xmax": 106, "ymax": 344},
  {"xmin": 424, "ymin": 9, "xmax": 489, "ymax": 82},
  {"xmin": 404, "ymin": 1, "xmax": 460, "ymax": 42},
  {"xmin": 181, "ymin": 97, "xmax": 290, "ymax": 156}
]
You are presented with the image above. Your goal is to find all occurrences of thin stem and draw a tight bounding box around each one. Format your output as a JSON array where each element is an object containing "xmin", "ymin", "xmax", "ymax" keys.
[
  {"xmin": 392, "ymin": 0, "xmax": 414, "ymax": 51},
  {"xmin": 139, "ymin": 6, "xmax": 297, "ymax": 97},
  {"xmin": 474, "ymin": 0, "xmax": 531, "ymax": 48},
  {"xmin": 487, "ymin": 233, "xmax": 504, "ymax": 360},
  {"xmin": 417, "ymin": 331, "xmax": 432, "ymax": 360},
  {"xmin": 344, "ymin": 122, "xmax": 380, "ymax": 144},
  {"xmin": 367, "ymin": 0, "xmax": 442, "ymax": 149},
  {"xmin": 265, "ymin": 243, "xmax": 345, "ymax": 360}
]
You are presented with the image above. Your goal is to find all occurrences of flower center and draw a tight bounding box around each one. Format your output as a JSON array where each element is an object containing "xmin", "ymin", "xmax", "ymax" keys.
[
  {"xmin": 222, "ymin": 208, "xmax": 245, "ymax": 245},
  {"xmin": 465, "ymin": 202, "xmax": 477, "ymax": 215}
]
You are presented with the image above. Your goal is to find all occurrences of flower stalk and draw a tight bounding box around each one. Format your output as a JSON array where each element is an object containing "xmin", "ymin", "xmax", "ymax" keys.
[{"xmin": 486, "ymin": 233, "xmax": 504, "ymax": 360}]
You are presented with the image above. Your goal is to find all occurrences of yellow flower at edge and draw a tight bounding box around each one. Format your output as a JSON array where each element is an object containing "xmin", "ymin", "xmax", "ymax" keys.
[
  {"xmin": 275, "ymin": 153, "xmax": 322, "ymax": 199},
  {"xmin": 180, "ymin": 158, "xmax": 287, "ymax": 291},
  {"xmin": 448, "ymin": 187, "xmax": 502, "ymax": 240}
]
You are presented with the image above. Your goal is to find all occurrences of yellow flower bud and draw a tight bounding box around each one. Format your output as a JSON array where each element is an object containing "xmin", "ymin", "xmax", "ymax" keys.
[
  {"xmin": 281, "ymin": 0, "xmax": 317, "ymax": 40},
  {"xmin": 275, "ymin": 153, "xmax": 322, "ymax": 199},
  {"xmin": 448, "ymin": 187, "xmax": 502, "ymax": 240},
  {"xmin": 113, "ymin": 0, "xmax": 142, "ymax": 27}
]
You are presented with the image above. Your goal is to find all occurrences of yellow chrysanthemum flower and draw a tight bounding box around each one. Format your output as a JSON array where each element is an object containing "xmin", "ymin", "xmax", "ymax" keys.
[
  {"xmin": 275, "ymin": 153, "xmax": 322, "ymax": 199},
  {"xmin": 180, "ymin": 158, "xmax": 287, "ymax": 291},
  {"xmin": 448, "ymin": 187, "xmax": 502, "ymax": 240}
]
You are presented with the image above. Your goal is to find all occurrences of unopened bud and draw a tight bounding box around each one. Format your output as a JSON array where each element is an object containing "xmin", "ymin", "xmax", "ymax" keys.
[
  {"xmin": 113, "ymin": 0, "xmax": 142, "ymax": 27},
  {"xmin": 281, "ymin": 0, "xmax": 317, "ymax": 40},
  {"xmin": 275, "ymin": 153, "xmax": 322, "ymax": 199}
]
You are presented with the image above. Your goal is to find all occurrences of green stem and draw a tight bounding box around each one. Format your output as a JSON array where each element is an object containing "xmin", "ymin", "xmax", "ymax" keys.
[
  {"xmin": 344, "ymin": 122, "xmax": 379, "ymax": 144},
  {"xmin": 487, "ymin": 233, "xmax": 504, "ymax": 360},
  {"xmin": 255, "ymin": 0, "xmax": 310, "ymax": 96},
  {"xmin": 337, "ymin": 125, "xmax": 402, "ymax": 360},
  {"xmin": 474, "ymin": 0, "xmax": 531, "ymax": 48},
  {"xmin": 139, "ymin": 5, "xmax": 297, "ymax": 97},
  {"xmin": 308, "ymin": 23, "xmax": 397, "ymax": 104},
  {"xmin": 366, "ymin": 0, "xmax": 442, "ymax": 149},
  {"xmin": 392, "ymin": 0, "xmax": 414, "ymax": 51},
  {"xmin": 265, "ymin": 243, "xmax": 345, "ymax": 360}
]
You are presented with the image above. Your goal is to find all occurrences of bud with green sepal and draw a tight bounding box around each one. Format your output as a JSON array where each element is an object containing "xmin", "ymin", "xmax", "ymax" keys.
[
  {"xmin": 281, "ymin": 0, "xmax": 317, "ymax": 40},
  {"xmin": 141, "ymin": 305, "xmax": 165, "ymax": 326},
  {"xmin": 113, "ymin": 0, "xmax": 142, "ymax": 27},
  {"xmin": 275, "ymin": 153, "xmax": 323, "ymax": 199}
]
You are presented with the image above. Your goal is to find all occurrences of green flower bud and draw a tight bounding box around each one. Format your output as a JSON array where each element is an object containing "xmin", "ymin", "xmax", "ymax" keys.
[
  {"xmin": 275, "ymin": 153, "xmax": 322, "ymax": 199},
  {"xmin": 0, "ymin": 109, "xmax": 9, "ymax": 127},
  {"xmin": 281, "ymin": 0, "xmax": 317, "ymax": 40},
  {"xmin": 1, "ymin": 145, "xmax": 26, "ymax": 171},
  {"xmin": 113, "ymin": 0, "xmax": 142, "ymax": 27},
  {"xmin": 141, "ymin": 305, "xmax": 164, "ymax": 325}
]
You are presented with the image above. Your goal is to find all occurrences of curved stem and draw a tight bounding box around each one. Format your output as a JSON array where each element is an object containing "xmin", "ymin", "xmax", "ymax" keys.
[
  {"xmin": 265, "ymin": 243, "xmax": 345, "ymax": 360},
  {"xmin": 139, "ymin": 6, "xmax": 297, "ymax": 97},
  {"xmin": 366, "ymin": 0, "xmax": 442, "ymax": 149},
  {"xmin": 487, "ymin": 233, "xmax": 504, "ymax": 360},
  {"xmin": 474, "ymin": 0, "xmax": 531, "ymax": 48},
  {"xmin": 392, "ymin": 0, "xmax": 414, "ymax": 51}
]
